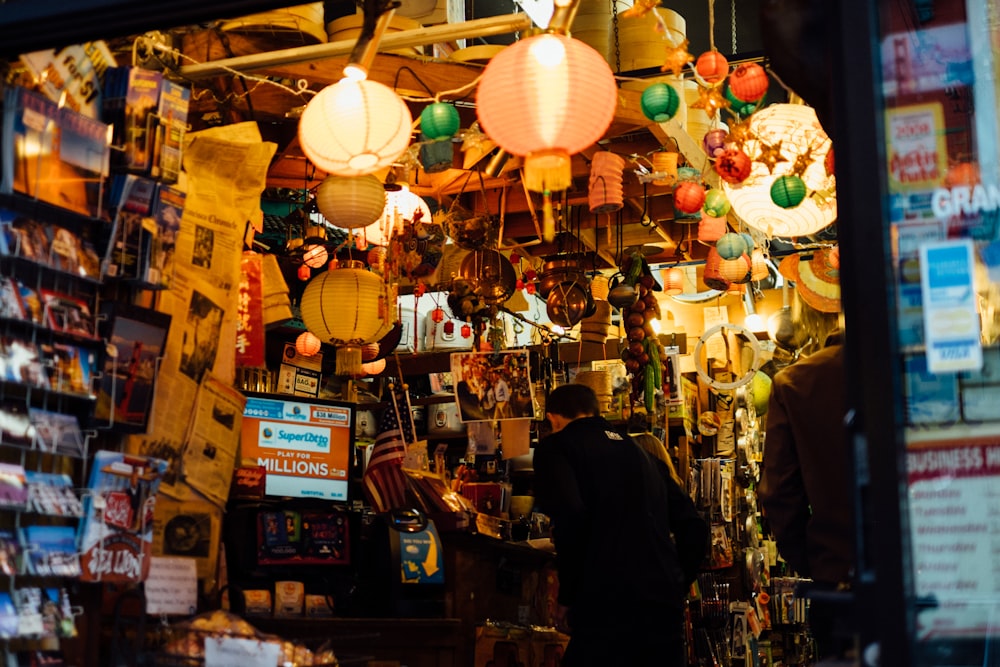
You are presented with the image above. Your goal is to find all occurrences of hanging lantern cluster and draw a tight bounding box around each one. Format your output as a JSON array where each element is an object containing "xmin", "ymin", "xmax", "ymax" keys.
[
  {"xmin": 589, "ymin": 151, "xmax": 626, "ymax": 214},
  {"xmin": 299, "ymin": 260, "xmax": 396, "ymax": 375}
]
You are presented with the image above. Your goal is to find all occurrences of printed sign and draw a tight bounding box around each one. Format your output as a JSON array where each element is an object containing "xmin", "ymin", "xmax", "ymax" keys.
[{"xmin": 918, "ymin": 239, "xmax": 982, "ymax": 373}]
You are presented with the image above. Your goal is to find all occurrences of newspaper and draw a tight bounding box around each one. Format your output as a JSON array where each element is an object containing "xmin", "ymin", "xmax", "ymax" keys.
[{"xmin": 180, "ymin": 373, "xmax": 246, "ymax": 507}]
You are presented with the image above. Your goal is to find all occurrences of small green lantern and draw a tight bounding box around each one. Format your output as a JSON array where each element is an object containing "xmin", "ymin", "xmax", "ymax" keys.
[
  {"xmin": 702, "ymin": 188, "xmax": 731, "ymax": 218},
  {"xmin": 640, "ymin": 83, "xmax": 680, "ymax": 122},
  {"xmin": 420, "ymin": 102, "xmax": 461, "ymax": 141},
  {"xmin": 770, "ymin": 174, "xmax": 807, "ymax": 208}
]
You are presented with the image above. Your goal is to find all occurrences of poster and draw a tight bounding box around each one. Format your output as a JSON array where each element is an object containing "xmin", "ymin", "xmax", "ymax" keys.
[
  {"xmin": 180, "ymin": 373, "xmax": 246, "ymax": 507},
  {"xmin": 450, "ymin": 350, "xmax": 534, "ymax": 422}
]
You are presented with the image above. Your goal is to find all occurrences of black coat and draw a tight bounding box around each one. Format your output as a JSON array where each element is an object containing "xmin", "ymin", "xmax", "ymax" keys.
[{"xmin": 533, "ymin": 416, "xmax": 708, "ymax": 627}]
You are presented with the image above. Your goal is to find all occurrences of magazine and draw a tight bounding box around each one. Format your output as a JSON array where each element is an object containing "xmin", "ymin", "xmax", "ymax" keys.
[
  {"xmin": 39, "ymin": 289, "xmax": 96, "ymax": 339},
  {"xmin": 0, "ymin": 463, "xmax": 28, "ymax": 510},
  {"xmin": 28, "ymin": 408, "xmax": 86, "ymax": 458},
  {"xmin": 0, "ymin": 530, "xmax": 22, "ymax": 577},
  {"xmin": 25, "ymin": 471, "xmax": 83, "ymax": 517},
  {"xmin": 0, "ymin": 277, "xmax": 24, "ymax": 320},
  {"xmin": 20, "ymin": 525, "xmax": 80, "ymax": 577},
  {"xmin": 0, "ymin": 337, "xmax": 49, "ymax": 389}
]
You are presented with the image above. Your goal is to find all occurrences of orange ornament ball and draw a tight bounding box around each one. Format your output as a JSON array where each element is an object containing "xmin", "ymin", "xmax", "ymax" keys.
[
  {"xmin": 673, "ymin": 181, "xmax": 706, "ymax": 214},
  {"xmin": 695, "ymin": 51, "xmax": 729, "ymax": 84},
  {"xmin": 728, "ymin": 62, "xmax": 769, "ymax": 102},
  {"xmin": 715, "ymin": 148, "xmax": 752, "ymax": 184}
]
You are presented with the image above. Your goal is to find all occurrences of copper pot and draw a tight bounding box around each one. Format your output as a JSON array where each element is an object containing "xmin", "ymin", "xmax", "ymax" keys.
[{"xmin": 459, "ymin": 249, "xmax": 516, "ymax": 304}]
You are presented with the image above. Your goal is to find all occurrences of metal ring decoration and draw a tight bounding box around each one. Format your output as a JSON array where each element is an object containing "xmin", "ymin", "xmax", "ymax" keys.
[{"xmin": 693, "ymin": 322, "xmax": 762, "ymax": 391}]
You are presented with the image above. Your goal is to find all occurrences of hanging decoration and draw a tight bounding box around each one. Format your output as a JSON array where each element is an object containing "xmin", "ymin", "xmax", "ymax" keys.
[
  {"xmin": 715, "ymin": 147, "xmax": 753, "ymax": 184},
  {"xmin": 588, "ymin": 151, "xmax": 626, "ymax": 214},
  {"xmin": 728, "ymin": 62, "xmax": 769, "ymax": 103},
  {"xmin": 663, "ymin": 266, "xmax": 684, "ymax": 295},
  {"xmin": 698, "ymin": 213, "xmax": 728, "ymax": 243},
  {"xmin": 419, "ymin": 101, "xmax": 461, "ymax": 141},
  {"xmin": 640, "ymin": 82, "xmax": 681, "ymax": 122},
  {"xmin": 721, "ymin": 103, "xmax": 836, "ymax": 237},
  {"xmin": 702, "ymin": 188, "xmax": 731, "ymax": 218},
  {"xmin": 295, "ymin": 331, "xmax": 323, "ymax": 357},
  {"xmin": 299, "ymin": 260, "xmax": 395, "ymax": 375},
  {"xmin": 476, "ymin": 29, "xmax": 618, "ymax": 242},
  {"xmin": 673, "ymin": 181, "xmax": 706, "ymax": 214},
  {"xmin": 652, "ymin": 150, "xmax": 679, "ymax": 187},
  {"xmin": 716, "ymin": 232, "xmax": 749, "ymax": 259},
  {"xmin": 315, "ymin": 174, "xmax": 387, "ymax": 229}
]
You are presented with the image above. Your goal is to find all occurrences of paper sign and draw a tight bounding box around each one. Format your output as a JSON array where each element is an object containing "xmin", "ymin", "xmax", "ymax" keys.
[
  {"xmin": 205, "ymin": 636, "xmax": 280, "ymax": 667},
  {"xmin": 918, "ymin": 239, "xmax": 983, "ymax": 373},
  {"xmin": 145, "ymin": 556, "xmax": 198, "ymax": 616}
]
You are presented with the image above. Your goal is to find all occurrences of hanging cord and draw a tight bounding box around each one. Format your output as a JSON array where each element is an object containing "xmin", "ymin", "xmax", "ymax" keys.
[
  {"xmin": 611, "ymin": 0, "xmax": 621, "ymax": 74},
  {"xmin": 707, "ymin": 0, "xmax": 716, "ymax": 51},
  {"xmin": 731, "ymin": 0, "xmax": 738, "ymax": 55}
]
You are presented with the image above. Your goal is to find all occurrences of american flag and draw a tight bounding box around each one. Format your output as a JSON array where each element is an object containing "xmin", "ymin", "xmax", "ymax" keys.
[{"xmin": 362, "ymin": 404, "xmax": 411, "ymax": 512}]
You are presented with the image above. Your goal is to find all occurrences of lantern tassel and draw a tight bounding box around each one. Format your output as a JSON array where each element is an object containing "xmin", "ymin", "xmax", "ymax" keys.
[
  {"xmin": 542, "ymin": 191, "xmax": 555, "ymax": 243},
  {"xmin": 336, "ymin": 344, "xmax": 364, "ymax": 376}
]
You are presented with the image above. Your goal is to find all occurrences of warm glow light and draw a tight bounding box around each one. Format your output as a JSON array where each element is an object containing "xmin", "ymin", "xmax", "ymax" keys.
[
  {"xmin": 649, "ymin": 317, "xmax": 662, "ymax": 334},
  {"xmin": 302, "ymin": 244, "xmax": 329, "ymax": 268},
  {"xmin": 744, "ymin": 313, "xmax": 765, "ymax": 332},
  {"xmin": 550, "ymin": 324, "xmax": 566, "ymax": 335},
  {"xmin": 378, "ymin": 185, "xmax": 432, "ymax": 237}
]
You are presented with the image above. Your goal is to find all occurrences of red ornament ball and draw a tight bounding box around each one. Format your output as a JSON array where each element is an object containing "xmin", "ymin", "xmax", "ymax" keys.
[
  {"xmin": 728, "ymin": 62, "xmax": 769, "ymax": 102},
  {"xmin": 673, "ymin": 181, "xmax": 706, "ymax": 214},
  {"xmin": 714, "ymin": 148, "xmax": 752, "ymax": 184},
  {"xmin": 695, "ymin": 51, "xmax": 729, "ymax": 84}
]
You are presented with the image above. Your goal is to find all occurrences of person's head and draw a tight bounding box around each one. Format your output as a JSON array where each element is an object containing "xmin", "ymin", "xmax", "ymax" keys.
[
  {"xmin": 631, "ymin": 431, "xmax": 683, "ymax": 485},
  {"xmin": 544, "ymin": 384, "xmax": 600, "ymax": 433},
  {"xmin": 779, "ymin": 246, "xmax": 843, "ymax": 354}
]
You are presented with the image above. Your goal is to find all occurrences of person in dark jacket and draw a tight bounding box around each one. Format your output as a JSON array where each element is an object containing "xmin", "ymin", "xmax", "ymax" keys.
[{"xmin": 533, "ymin": 383, "xmax": 709, "ymax": 667}]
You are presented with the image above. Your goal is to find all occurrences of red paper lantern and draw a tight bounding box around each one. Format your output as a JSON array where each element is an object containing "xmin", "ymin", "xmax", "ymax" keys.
[
  {"xmin": 695, "ymin": 51, "xmax": 729, "ymax": 84},
  {"xmin": 702, "ymin": 247, "xmax": 731, "ymax": 291},
  {"xmin": 460, "ymin": 324, "xmax": 472, "ymax": 338},
  {"xmin": 297, "ymin": 264, "xmax": 312, "ymax": 281},
  {"xmin": 673, "ymin": 181, "xmax": 706, "ymax": 214},
  {"xmin": 296, "ymin": 331, "xmax": 322, "ymax": 357},
  {"xmin": 431, "ymin": 307, "xmax": 446, "ymax": 323},
  {"xmin": 728, "ymin": 62, "xmax": 769, "ymax": 102},
  {"xmin": 715, "ymin": 148, "xmax": 752, "ymax": 184}
]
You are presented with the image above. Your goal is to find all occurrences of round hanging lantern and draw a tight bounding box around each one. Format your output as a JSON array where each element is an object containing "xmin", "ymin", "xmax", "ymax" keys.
[
  {"xmin": 740, "ymin": 232, "xmax": 756, "ymax": 253},
  {"xmin": 770, "ymin": 174, "xmax": 807, "ymax": 208},
  {"xmin": 716, "ymin": 232, "xmax": 749, "ymax": 259},
  {"xmin": 420, "ymin": 101, "xmax": 461, "ymax": 141},
  {"xmin": 715, "ymin": 148, "xmax": 753, "ymax": 184},
  {"xmin": 476, "ymin": 33, "xmax": 618, "ymax": 193},
  {"xmin": 302, "ymin": 244, "xmax": 329, "ymax": 268},
  {"xmin": 368, "ymin": 245, "xmax": 388, "ymax": 272},
  {"xmin": 703, "ymin": 247, "xmax": 731, "ymax": 291},
  {"xmin": 702, "ymin": 129, "xmax": 728, "ymax": 158},
  {"xmin": 299, "ymin": 78, "xmax": 413, "ymax": 177},
  {"xmin": 378, "ymin": 185, "xmax": 432, "ymax": 236},
  {"xmin": 698, "ymin": 213, "xmax": 728, "ymax": 243},
  {"xmin": 315, "ymin": 174, "xmax": 387, "ymax": 230},
  {"xmin": 360, "ymin": 357, "xmax": 387, "ymax": 376},
  {"xmin": 673, "ymin": 181, "xmax": 706, "ymax": 214},
  {"xmin": 703, "ymin": 189, "xmax": 731, "ymax": 218},
  {"xmin": 663, "ymin": 266, "xmax": 684, "ymax": 295},
  {"xmin": 719, "ymin": 255, "xmax": 752, "ymax": 283},
  {"xmin": 589, "ymin": 151, "xmax": 625, "ymax": 214},
  {"xmin": 299, "ymin": 261, "xmax": 395, "ymax": 375},
  {"xmin": 361, "ymin": 342, "xmax": 380, "ymax": 361},
  {"xmin": 295, "ymin": 331, "xmax": 323, "ymax": 357},
  {"xmin": 728, "ymin": 62, "xmax": 769, "ymax": 102},
  {"xmin": 750, "ymin": 248, "xmax": 769, "ymax": 281},
  {"xmin": 695, "ymin": 50, "xmax": 729, "ymax": 84},
  {"xmin": 640, "ymin": 82, "xmax": 680, "ymax": 122},
  {"xmin": 722, "ymin": 104, "xmax": 836, "ymax": 237}
]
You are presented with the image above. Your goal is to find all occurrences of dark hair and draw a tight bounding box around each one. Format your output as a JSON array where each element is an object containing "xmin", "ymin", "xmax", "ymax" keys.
[{"xmin": 545, "ymin": 384, "xmax": 600, "ymax": 419}]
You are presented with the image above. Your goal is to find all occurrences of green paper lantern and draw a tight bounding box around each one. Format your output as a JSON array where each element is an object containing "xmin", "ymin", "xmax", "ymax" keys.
[
  {"xmin": 716, "ymin": 232, "xmax": 749, "ymax": 260},
  {"xmin": 640, "ymin": 83, "xmax": 680, "ymax": 122},
  {"xmin": 420, "ymin": 102, "xmax": 461, "ymax": 141},
  {"xmin": 702, "ymin": 188, "xmax": 731, "ymax": 218},
  {"xmin": 724, "ymin": 84, "xmax": 762, "ymax": 117},
  {"xmin": 770, "ymin": 174, "xmax": 808, "ymax": 208}
]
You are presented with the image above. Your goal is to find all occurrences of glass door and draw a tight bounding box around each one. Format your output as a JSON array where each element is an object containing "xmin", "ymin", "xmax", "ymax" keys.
[{"xmin": 834, "ymin": 1, "xmax": 1000, "ymax": 664}]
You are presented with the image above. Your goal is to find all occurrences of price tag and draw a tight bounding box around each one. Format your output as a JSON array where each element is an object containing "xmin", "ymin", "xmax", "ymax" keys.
[
  {"xmin": 145, "ymin": 556, "xmax": 197, "ymax": 616},
  {"xmin": 204, "ymin": 636, "xmax": 280, "ymax": 667}
]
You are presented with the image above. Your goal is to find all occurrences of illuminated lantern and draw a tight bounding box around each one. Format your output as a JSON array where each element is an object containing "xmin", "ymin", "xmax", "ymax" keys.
[
  {"xmin": 460, "ymin": 323, "xmax": 472, "ymax": 338},
  {"xmin": 715, "ymin": 148, "xmax": 752, "ymax": 184},
  {"xmin": 299, "ymin": 78, "xmax": 413, "ymax": 177},
  {"xmin": 719, "ymin": 254, "xmax": 752, "ymax": 283},
  {"xmin": 640, "ymin": 82, "xmax": 680, "ymax": 122},
  {"xmin": 673, "ymin": 181, "xmax": 706, "ymax": 214},
  {"xmin": 361, "ymin": 343, "xmax": 380, "ymax": 361},
  {"xmin": 698, "ymin": 213, "xmax": 728, "ymax": 243},
  {"xmin": 589, "ymin": 151, "xmax": 625, "ymax": 214},
  {"xmin": 824, "ymin": 147, "xmax": 835, "ymax": 176},
  {"xmin": 302, "ymin": 244, "xmax": 329, "ymax": 268},
  {"xmin": 299, "ymin": 260, "xmax": 395, "ymax": 375},
  {"xmin": 750, "ymin": 248, "xmax": 770, "ymax": 281},
  {"xmin": 419, "ymin": 101, "xmax": 461, "ymax": 141},
  {"xmin": 770, "ymin": 174, "xmax": 807, "ymax": 208},
  {"xmin": 360, "ymin": 357, "xmax": 387, "ymax": 375},
  {"xmin": 728, "ymin": 62, "xmax": 769, "ymax": 102},
  {"xmin": 716, "ymin": 232, "xmax": 749, "ymax": 259},
  {"xmin": 702, "ymin": 189, "xmax": 731, "ymax": 218},
  {"xmin": 316, "ymin": 175, "xmax": 387, "ymax": 229},
  {"xmin": 476, "ymin": 33, "xmax": 617, "ymax": 196},
  {"xmin": 295, "ymin": 331, "xmax": 322, "ymax": 357},
  {"xmin": 367, "ymin": 245, "xmax": 388, "ymax": 272},
  {"xmin": 702, "ymin": 129, "xmax": 728, "ymax": 158},
  {"xmin": 652, "ymin": 151, "xmax": 679, "ymax": 186},
  {"xmin": 378, "ymin": 185, "xmax": 432, "ymax": 236},
  {"xmin": 297, "ymin": 264, "xmax": 312, "ymax": 281},
  {"xmin": 695, "ymin": 50, "xmax": 729, "ymax": 84},
  {"xmin": 663, "ymin": 266, "xmax": 684, "ymax": 295}
]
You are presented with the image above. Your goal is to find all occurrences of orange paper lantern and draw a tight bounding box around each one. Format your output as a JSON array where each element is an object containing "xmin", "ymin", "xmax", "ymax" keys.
[
  {"xmin": 695, "ymin": 50, "xmax": 729, "ymax": 84},
  {"xmin": 715, "ymin": 148, "xmax": 752, "ymax": 184},
  {"xmin": 698, "ymin": 213, "xmax": 728, "ymax": 243},
  {"xmin": 719, "ymin": 254, "xmax": 752, "ymax": 283},
  {"xmin": 295, "ymin": 331, "xmax": 322, "ymax": 357},
  {"xmin": 728, "ymin": 62, "xmax": 769, "ymax": 102},
  {"xmin": 589, "ymin": 151, "xmax": 626, "ymax": 213},
  {"xmin": 663, "ymin": 267, "xmax": 684, "ymax": 295},
  {"xmin": 673, "ymin": 181, "xmax": 706, "ymax": 214}
]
